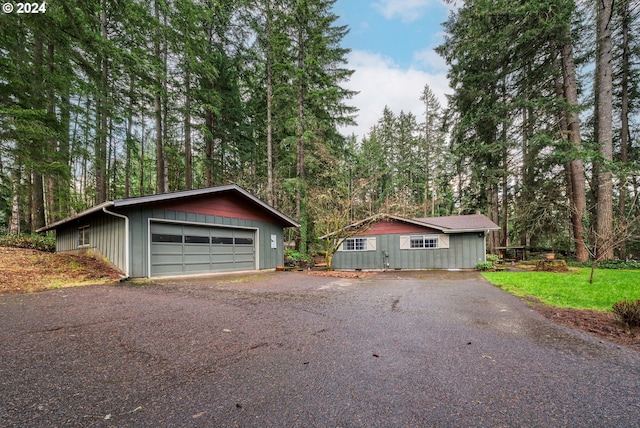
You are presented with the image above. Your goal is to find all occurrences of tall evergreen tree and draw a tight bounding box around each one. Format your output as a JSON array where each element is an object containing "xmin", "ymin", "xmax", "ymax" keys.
[
  {"xmin": 283, "ymin": 0, "xmax": 355, "ymax": 253},
  {"xmin": 594, "ymin": 0, "xmax": 615, "ymax": 260}
]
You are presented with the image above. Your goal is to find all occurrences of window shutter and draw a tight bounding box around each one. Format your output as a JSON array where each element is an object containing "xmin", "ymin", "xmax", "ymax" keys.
[
  {"xmin": 367, "ymin": 237, "xmax": 377, "ymax": 251},
  {"xmin": 439, "ymin": 234, "xmax": 450, "ymax": 249},
  {"xmin": 399, "ymin": 235, "xmax": 410, "ymax": 250},
  {"xmin": 337, "ymin": 239, "xmax": 345, "ymax": 252}
]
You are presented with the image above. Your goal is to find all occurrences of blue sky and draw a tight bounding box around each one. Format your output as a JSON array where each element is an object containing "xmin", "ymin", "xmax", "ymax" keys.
[{"xmin": 332, "ymin": 0, "xmax": 453, "ymax": 140}]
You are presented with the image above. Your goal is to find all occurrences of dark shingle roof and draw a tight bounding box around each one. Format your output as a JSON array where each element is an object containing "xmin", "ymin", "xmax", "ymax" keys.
[
  {"xmin": 319, "ymin": 213, "xmax": 499, "ymax": 239},
  {"xmin": 413, "ymin": 214, "xmax": 500, "ymax": 232}
]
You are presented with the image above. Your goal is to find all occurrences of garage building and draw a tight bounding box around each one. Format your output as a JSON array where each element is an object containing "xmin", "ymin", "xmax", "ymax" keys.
[{"xmin": 38, "ymin": 184, "xmax": 299, "ymax": 278}]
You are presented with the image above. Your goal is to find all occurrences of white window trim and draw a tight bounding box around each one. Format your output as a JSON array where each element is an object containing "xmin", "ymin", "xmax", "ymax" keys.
[
  {"xmin": 400, "ymin": 234, "xmax": 449, "ymax": 250},
  {"xmin": 338, "ymin": 237, "xmax": 376, "ymax": 252}
]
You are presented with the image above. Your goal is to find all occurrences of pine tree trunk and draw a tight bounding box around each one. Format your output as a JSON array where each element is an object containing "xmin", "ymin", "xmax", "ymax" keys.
[
  {"xmin": 125, "ymin": 76, "xmax": 133, "ymax": 198},
  {"xmin": 184, "ymin": 71, "xmax": 193, "ymax": 190},
  {"xmin": 58, "ymin": 89, "xmax": 71, "ymax": 217},
  {"xmin": 154, "ymin": 0, "xmax": 165, "ymax": 194},
  {"xmin": 162, "ymin": 13, "xmax": 169, "ymax": 193},
  {"xmin": 31, "ymin": 36, "xmax": 46, "ymax": 230},
  {"xmin": 618, "ymin": 1, "xmax": 630, "ymax": 259},
  {"xmin": 9, "ymin": 169, "xmax": 21, "ymax": 235},
  {"xmin": 487, "ymin": 184, "xmax": 499, "ymax": 254},
  {"xmin": 561, "ymin": 41, "xmax": 588, "ymax": 262},
  {"xmin": 45, "ymin": 42, "xmax": 56, "ymax": 223},
  {"xmin": 96, "ymin": 5, "xmax": 109, "ymax": 204},
  {"xmin": 140, "ymin": 115, "xmax": 145, "ymax": 195},
  {"xmin": 265, "ymin": 3, "xmax": 274, "ymax": 206},
  {"xmin": 205, "ymin": 111, "xmax": 214, "ymax": 187},
  {"xmin": 296, "ymin": 26, "xmax": 306, "ymax": 254},
  {"xmin": 595, "ymin": 0, "xmax": 614, "ymax": 260}
]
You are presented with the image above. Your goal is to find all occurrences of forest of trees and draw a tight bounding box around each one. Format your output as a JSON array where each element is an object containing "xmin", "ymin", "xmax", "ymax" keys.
[{"xmin": 0, "ymin": 0, "xmax": 638, "ymax": 261}]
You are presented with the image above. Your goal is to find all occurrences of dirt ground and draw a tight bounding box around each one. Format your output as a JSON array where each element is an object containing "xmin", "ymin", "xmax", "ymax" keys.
[
  {"xmin": 0, "ymin": 246, "xmax": 637, "ymax": 352},
  {"xmin": 529, "ymin": 300, "xmax": 639, "ymax": 352},
  {"xmin": 0, "ymin": 246, "xmax": 122, "ymax": 293}
]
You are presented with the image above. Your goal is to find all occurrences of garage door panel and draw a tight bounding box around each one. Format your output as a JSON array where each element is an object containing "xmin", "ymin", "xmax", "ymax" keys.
[
  {"xmin": 234, "ymin": 261, "xmax": 254, "ymax": 269},
  {"xmin": 152, "ymin": 263, "xmax": 183, "ymax": 275},
  {"xmin": 152, "ymin": 245, "xmax": 183, "ymax": 255},
  {"xmin": 183, "ymin": 225, "xmax": 210, "ymax": 236},
  {"xmin": 211, "ymin": 260, "xmax": 234, "ymax": 267},
  {"xmin": 152, "ymin": 223, "xmax": 182, "ymax": 234},
  {"xmin": 184, "ymin": 263, "xmax": 211, "ymax": 272},
  {"xmin": 212, "ymin": 259, "xmax": 234, "ymax": 266},
  {"xmin": 234, "ymin": 250, "xmax": 254, "ymax": 261},
  {"xmin": 184, "ymin": 253, "xmax": 210, "ymax": 264},
  {"xmin": 184, "ymin": 245, "xmax": 211, "ymax": 255},
  {"xmin": 211, "ymin": 246, "xmax": 233, "ymax": 254},
  {"xmin": 153, "ymin": 253, "xmax": 183, "ymax": 263},
  {"xmin": 150, "ymin": 222, "xmax": 255, "ymax": 277}
]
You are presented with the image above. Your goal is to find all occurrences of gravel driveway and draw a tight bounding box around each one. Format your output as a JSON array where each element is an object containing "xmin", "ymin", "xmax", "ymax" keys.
[{"xmin": 1, "ymin": 271, "xmax": 638, "ymax": 427}]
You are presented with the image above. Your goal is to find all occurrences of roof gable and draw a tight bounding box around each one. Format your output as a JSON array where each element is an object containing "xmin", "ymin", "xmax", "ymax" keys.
[
  {"xmin": 319, "ymin": 213, "xmax": 499, "ymax": 239},
  {"xmin": 413, "ymin": 214, "xmax": 500, "ymax": 232},
  {"xmin": 38, "ymin": 184, "xmax": 298, "ymax": 232},
  {"xmin": 147, "ymin": 192, "xmax": 283, "ymax": 224},
  {"xmin": 354, "ymin": 218, "xmax": 439, "ymax": 236}
]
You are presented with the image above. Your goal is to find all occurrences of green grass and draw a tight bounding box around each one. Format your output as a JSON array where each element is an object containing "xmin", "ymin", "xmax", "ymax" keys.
[{"xmin": 482, "ymin": 268, "xmax": 640, "ymax": 311}]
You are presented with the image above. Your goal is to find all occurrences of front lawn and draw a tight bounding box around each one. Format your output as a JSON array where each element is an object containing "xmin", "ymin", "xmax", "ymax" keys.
[{"xmin": 482, "ymin": 268, "xmax": 640, "ymax": 311}]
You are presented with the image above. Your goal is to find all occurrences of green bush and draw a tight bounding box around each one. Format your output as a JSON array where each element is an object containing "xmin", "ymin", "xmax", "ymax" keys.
[
  {"xmin": 486, "ymin": 254, "xmax": 499, "ymax": 264},
  {"xmin": 476, "ymin": 261, "xmax": 494, "ymax": 271},
  {"xmin": 612, "ymin": 299, "xmax": 640, "ymax": 327},
  {"xmin": 0, "ymin": 233, "xmax": 56, "ymax": 252},
  {"xmin": 284, "ymin": 248, "xmax": 312, "ymax": 264},
  {"xmin": 568, "ymin": 259, "xmax": 640, "ymax": 270},
  {"xmin": 597, "ymin": 259, "xmax": 640, "ymax": 270}
]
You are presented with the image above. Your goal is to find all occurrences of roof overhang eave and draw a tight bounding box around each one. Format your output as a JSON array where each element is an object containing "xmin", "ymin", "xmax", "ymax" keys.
[{"xmin": 36, "ymin": 201, "xmax": 115, "ymax": 233}]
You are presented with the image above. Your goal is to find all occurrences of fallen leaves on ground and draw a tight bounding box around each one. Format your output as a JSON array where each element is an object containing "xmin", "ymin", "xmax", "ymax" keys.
[
  {"xmin": 0, "ymin": 246, "xmax": 122, "ymax": 293},
  {"xmin": 305, "ymin": 270, "xmax": 377, "ymax": 279},
  {"xmin": 530, "ymin": 300, "xmax": 639, "ymax": 352}
]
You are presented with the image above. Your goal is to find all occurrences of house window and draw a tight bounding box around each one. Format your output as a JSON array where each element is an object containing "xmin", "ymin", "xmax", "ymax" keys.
[
  {"xmin": 343, "ymin": 237, "xmax": 367, "ymax": 251},
  {"xmin": 78, "ymin": 225, "xmax": 90, "ymax": 247},
  {"xmin": 409, "ymin": 235, "xmax": 439, "ymax": 249},
  {"xmin": 410, "ymin": 236, "xmax": 424, "ymax": 248}
]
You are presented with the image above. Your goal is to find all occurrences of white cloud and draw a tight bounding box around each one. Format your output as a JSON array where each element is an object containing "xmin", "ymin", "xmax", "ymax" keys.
[
  {"xmin": 373, "ymin": 0, "xmax": 433, "ymax": 22},
  {"xmin": 340, "ymin": 50, "xmax": 451, "ymax": 141},
  {"xmin": 412, "ymin": 48, "xmax": 448, "ymax": 73}
]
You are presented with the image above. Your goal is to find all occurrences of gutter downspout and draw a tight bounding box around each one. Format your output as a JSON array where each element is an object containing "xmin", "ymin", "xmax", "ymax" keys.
[
  {"xmin": 103, "ymin": 207, "xmax": 130, "ymax": 279},
  {"xmin": 483, "ymin": 229, "xmax": 489, "ymax": 262}
]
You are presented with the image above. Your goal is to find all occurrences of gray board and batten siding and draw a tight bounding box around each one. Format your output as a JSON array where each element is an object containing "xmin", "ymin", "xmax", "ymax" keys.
[
  {"xmin": 39, "ymin": 185, "xmax": 299, "ymax": 278},
  {"xmin": 332, "ymin": 232, "xmax": 487, "ymax": 270},
  {"xmin": 55, "ymin": 207, "xmax": 127, "ymax": 273},
  {"xmin": 327, "ymin": 214, "xmax": 499, "ymax": 271}
]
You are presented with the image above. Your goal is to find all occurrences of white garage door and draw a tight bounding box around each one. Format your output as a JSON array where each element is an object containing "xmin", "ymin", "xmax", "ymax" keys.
[{"xmin": 150, "ymin": 223, "xmax": 255, "ymax": 277}]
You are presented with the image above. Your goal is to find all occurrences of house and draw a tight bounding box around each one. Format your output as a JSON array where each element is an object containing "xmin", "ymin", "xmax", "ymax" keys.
[
  {"xmin": 323, "ymin": 214, "xmax": 499, "ymax": 270},
  {"xmin": 37, "ymin": 184, "xmax": 299, "ymax": 278}
]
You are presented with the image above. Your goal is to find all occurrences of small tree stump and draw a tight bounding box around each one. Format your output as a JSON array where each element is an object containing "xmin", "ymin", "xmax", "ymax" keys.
[{"xmin": 535, "ymin": 260, "xmax": 569, "ymax": 272}]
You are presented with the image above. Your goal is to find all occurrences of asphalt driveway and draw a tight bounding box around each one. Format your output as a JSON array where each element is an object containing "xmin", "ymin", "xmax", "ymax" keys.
[{"xmin": 1, "ymin": 271, "xmax": 638, "ymax": 427}]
